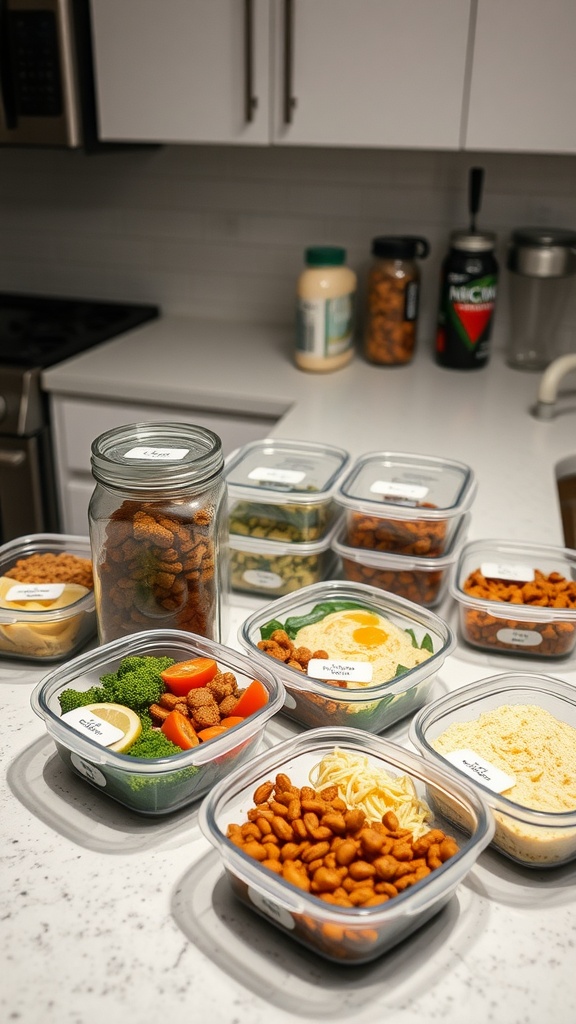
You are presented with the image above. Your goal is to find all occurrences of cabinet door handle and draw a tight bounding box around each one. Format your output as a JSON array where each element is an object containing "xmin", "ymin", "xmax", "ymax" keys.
[
  {"xmin": 283, "ymin": 0, "xmax": 297, "ymax": 124},
  {"xmin": 244, "ymin": 0, "xmax": 258, "ymax": 122}
]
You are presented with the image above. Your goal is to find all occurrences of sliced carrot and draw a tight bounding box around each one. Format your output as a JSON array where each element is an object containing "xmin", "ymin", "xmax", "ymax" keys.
[
  {"xmin": 232, "ymin": 679, "xmax": 268, "ymax": 718},
  {"xmin": 219, "ymin": 716, "xmax": 245, "ymax": 730},
  {"xmin": 160, "ymin": 657, "xmax": 218, "ymax": 696},
  {"xmin": 161, "ymin": 709, "xmax": 199, "ymax": 749},
  {"xmin": 197, "ymin": 725, "xmax": 228, "ymax": 743}
]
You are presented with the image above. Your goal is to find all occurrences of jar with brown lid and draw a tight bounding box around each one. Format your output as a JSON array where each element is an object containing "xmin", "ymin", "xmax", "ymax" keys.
[
  {"xmin": 88, "ymin": 422, "xmax": 229, "ymax": 645},
  {"xmin": 364, "ymin": 236, "xmax": 430, "ymax": 365}
]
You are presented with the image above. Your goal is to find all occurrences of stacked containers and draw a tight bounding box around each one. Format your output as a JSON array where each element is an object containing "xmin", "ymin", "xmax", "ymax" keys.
[
  {"xmin": 225, "ymin": 439, "xmax": 350, "ymax": 597},
  {"xmin": 333, "ymin": 451, "xmax": 476, "ymax": 607}
]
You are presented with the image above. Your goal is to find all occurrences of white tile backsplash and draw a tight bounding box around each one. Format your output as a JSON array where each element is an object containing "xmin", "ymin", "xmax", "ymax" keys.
[{"xmin": 0, "ymin": 144, "xmax": 575, "ymax": 351}]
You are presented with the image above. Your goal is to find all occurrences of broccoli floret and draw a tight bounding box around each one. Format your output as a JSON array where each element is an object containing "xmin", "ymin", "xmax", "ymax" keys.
[
  {"xmin": 58, "ymin": 685, "xmax": 108, "ymax": 714},
  {"xmin": 99, "ymin": 655, "xmax": 175, "ymax": 712},
  {"xmin": 127, "ymin": 715, "xmax": 182, "ymax": 759}
]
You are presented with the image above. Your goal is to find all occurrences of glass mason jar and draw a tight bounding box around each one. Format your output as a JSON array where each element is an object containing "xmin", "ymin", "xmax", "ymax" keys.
[
  {"xmin": 364, "ymin": 236, "xmax": 430, "ymax": 365},
  {"xmin": 88, "ymin": 422, "xmax": 229, "ymax": 645}
]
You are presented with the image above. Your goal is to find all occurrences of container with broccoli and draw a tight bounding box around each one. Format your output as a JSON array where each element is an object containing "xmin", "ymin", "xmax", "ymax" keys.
[{"xmin": 31, "ymin": 629, "xmax": 285, "ymax": 815}]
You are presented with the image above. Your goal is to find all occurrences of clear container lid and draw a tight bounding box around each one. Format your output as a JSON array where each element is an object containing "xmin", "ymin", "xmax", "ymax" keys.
[
  {"xmin": 335, "ymin": 451, "xmax": 476, "ymax": 521},
  {"xmin": 90, "ymin": 422, "xmax": 224, "ymax": 492},
  {"xmin": 225, "ymin": 438, "xmax": 350, "ymax": 508}
]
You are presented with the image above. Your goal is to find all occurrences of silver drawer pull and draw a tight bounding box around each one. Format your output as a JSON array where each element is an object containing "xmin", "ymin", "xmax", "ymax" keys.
[{"xmin": 0, "ymin": 449, "xmax": 26, "ymax": 466}]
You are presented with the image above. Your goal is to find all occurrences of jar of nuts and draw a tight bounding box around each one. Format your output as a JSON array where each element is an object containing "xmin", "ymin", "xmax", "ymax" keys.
[
  {"xmin": 88, "ymin": 422, "xmax": 229, "ymax": 646},
  {"xmin": 364, "ymin": 236, "xmax": 430, "ymax": 365}
]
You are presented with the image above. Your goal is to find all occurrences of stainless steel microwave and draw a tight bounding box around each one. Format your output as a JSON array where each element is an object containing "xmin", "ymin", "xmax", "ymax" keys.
[{"xmin": 0, "ymin": 0, "xmax": 100, "ymax": 148}]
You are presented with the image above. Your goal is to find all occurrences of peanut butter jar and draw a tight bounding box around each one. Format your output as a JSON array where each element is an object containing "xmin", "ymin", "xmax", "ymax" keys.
[{"xmin": 88, "ymin": 422, "xmax": 229, "ymax": 645}]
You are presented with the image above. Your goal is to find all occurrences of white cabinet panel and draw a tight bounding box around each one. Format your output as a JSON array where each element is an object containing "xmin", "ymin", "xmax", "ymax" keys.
[
  {"xmin": 272, "ymin": 0, "xmax": 471, "ymax": 149},
  {"xmin": 90, "ymin": 0, "xmax": 471, "ymax": 150},
  {"xmin": 51, "ymin": 395, "xmax": 276, "ymax": 533},
  {"xmin": 91, "ymin": 0, "xmax": 271, "ymax": 144},
  {"xmin": 465, "ymin": 0, "xmax": 576, "ymax": 153}
]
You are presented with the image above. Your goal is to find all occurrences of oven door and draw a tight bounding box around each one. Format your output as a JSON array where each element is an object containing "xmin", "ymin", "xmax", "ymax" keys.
[{"xmin": 0, "ymin": 430, "xmax": 59, "ymax": 543}]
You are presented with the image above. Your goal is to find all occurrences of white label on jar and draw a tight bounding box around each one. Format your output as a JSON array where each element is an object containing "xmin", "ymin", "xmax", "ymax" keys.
[
  {"xmin": 124, "ymin": 446, "xmax": 189, "ymax": 461},
  {"xmin": 481, "ymin": 562, "xmax": 534, "ymax": 582},
  {"xmin": 247, "ymin": 886, "xmax": 295, "ymax": 930},
  {"xmin": 496, "ymin": 627, "xmax": 543, "ymax": 647},
  {"xmin": 6, "ymin": 583, "xmax": 65, "ymax": 601},
  {"xmin": 308, "ymin": 659, "xmax": 373, "ymax": 683},
  {"xmin": 248, "ymin": 467, "xmax": 306, "ymax": 485},
  {"xmin": 243, "ymin": 569, "xmax": 284, "ymax": 589},
  {"xmin": 62, "ymin": 707, "xmax": 124, "ymax": 746},
  {"xmin": 296, "ymin": 294, "xmax": 354, "ymax": 358},
  {"xmin": 70, "ymin": 753, "xmax": 107, "ymax": 787},
  {"xmin": 370, "ymin": 480, "xmax": 428, "ymax": 501},
  {"xmin": 444, "ymin": 748, "xmax": 516, "ymax": 794}
]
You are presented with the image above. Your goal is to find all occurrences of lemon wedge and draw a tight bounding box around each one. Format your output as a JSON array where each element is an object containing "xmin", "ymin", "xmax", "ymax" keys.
[{"xmin": 82, "ymin": 703, "xmax": 142, "ymax": 753}]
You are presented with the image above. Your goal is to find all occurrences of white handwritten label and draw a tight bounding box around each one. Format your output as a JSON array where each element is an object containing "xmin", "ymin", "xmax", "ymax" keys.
[
  {"xmin": 62, "ymin": 707, "xmax": 124, "ymax": 747},
  {"xmin": 481, "ymin": 561, "xmax": 533, "ymax": 582},
  {"xmin": 70, "ymin": 753, "xmax": 107, "ymax": 787},
  {"xmin": 247, "ymin": 886, "xmax": 295, "ymax": 930},
  {"xmin": 370, "ymin": 480, "xmax": 428, "ymax": 501},
  {"xmin": 124, "ymin": 446, "xmax": 189, "ymax": 461},
  {"xmin": 308, "ymin": 658, "xmax": 373, "ymax": 683},
  {"xmin": 444, "ymin": 748, "xmax": 516, "ymax": 794},
  {"xmin": 243, "ymin": 570, "xmax": 284, "ymax": 589},
  {"xmin": 496, "ymin": 627, "xmax": 543, "ymax": 647},
  {"xmin": 248, "ymin": 466, "xmax": 306, "ymax": 485},
  {"xmin": 5, "ymin": 583, "xmax": 65, "ymax": 602}
]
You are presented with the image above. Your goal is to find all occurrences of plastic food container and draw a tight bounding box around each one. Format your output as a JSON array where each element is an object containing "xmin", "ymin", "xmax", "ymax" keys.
[
  {"xmin": 238, "ymin": 580, "xmax": 455, "ymax": 733},
  {"xmin": 31, "ymin": 629, "xmax": 285, "ymax": 815},
  {"xmin": 410, "ymin": 673, "xmax": 576, "ymax": 868},
  {"xmin": 332, "ymin": 514, "xmax": 469, "ymax": 609},
  {"xmin": 0, "ymin": 533, "xmax": 96, "ymax": 662},
  {"xmin": 335, "ymin": 451, "xmax": 476, "ymax": 557},
  {"xmin": 451, "ymin": 538, "xmax": 576, "ymax": 658},
  {"xmin": 199, "ymin": 726, "xmax": 494, "ymax": 964},
  {"xmin": 229, "ymin": 516, "xmax": 340, "ymax": 597},
  {"xmin": 225, "ymin": 438, "xmax": 350, "ymax": 543}
]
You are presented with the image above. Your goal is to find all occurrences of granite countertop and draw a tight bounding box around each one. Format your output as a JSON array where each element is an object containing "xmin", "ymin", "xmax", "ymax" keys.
[{"xmin": 2, "ymin": 320, "xmax": 575, "ymax": 1023}]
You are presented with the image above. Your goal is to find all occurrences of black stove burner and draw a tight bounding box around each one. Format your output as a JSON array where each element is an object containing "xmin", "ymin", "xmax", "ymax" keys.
[{"xmin": 0, "ymin": 293, "xmax": 159, "ymax": 368}]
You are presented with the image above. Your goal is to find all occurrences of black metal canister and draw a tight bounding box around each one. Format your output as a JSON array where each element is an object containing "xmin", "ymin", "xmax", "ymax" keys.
[{"xmin": 435, "ymin": 231, "xmax": 498, "ymax": 369}]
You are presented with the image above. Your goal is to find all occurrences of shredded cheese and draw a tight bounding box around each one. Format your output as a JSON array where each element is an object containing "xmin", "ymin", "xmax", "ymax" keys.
[{"xmin": 309, "ymin": 747, "xmax": 433, "ymax": 839}]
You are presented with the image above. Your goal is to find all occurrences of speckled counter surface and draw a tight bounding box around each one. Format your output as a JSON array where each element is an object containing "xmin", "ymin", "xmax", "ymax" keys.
[{"xmin": 2, "ymin": 326, "xmax": 575, "ymax": 1024}]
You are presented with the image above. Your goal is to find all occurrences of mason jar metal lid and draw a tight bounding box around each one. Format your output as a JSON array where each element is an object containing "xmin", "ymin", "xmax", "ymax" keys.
[
  {"xmin": 371, "ymin": 236, "xmax": 430, "ymax": 260},
  {"xmin": 90, "ymin": 422, "xmax": 224, "ymax": 491},
  {"xmin": 507, "ymin": 227, "xmax": 576, "ymax": 277},
  {"xmin": 449, "ymin": 230, "xmax": 497, "ymax": 252}
]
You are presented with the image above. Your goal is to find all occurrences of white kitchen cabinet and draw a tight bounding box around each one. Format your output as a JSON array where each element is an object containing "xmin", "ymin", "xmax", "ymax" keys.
[
  {"xmin": 90, "ymin": 0, "xmax": 472, "ymax": 150},
  {"xmin": 465, "ymin": 0, "xmax": 576, "ymax": 153},
  {"xmin": 90, "ymin": 0, "xmax": 271, "ymax": 144},
  {"xmin": 50, "ymin": 396, "xmax": 276, "ymax": 535},
  {"xmin": 270, "ymin": 0, "xmax": 471, "ymax": 149}
]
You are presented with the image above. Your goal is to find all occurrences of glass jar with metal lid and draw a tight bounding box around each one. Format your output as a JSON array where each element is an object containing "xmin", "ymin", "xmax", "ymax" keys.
[
  {"xmin": 506, "ymin": 227, "xmax": 576, "ymax": 370},
  {"xmin": 88, "ymin": 422, "xmax": 229, "ymax": 645},
  {"xmin": 364, "ymin": 236, "xmax": 430, "ymax": 365},
  {"xmin": 435, "ymin": 230, "xmax": 499, "ymax": 370}
]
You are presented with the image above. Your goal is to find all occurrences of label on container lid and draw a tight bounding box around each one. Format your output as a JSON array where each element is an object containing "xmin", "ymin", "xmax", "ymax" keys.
[
  {"xmin": 370, "ymin": 480, "xmax": 429, "ymax": 502},
  {"xmin": 308, "ymin": 659, "xmax": 373, "ymax": 684},
  {"xmin": 5, "ymin": 583, "xmax": 65, "ymax": 602},
  {"xmin": 248, "ymin": 467, "xmax": 306, "ymax": 486},
  {"xmin": 481, "ymin": 562, "xmax": 534, "ymax": 582},
  {"xmin": 61, "ymin": 707, "xmax": 124, "ymax": 747},
  {"xmin": 243, "ymin": 570, "xmax": 284, "ymax": 589},
  {"xmin": 443, "ymin": 748, "xmax": 516, "ymax": 794},
  {"xmin": 124, "ymin": 446, "xmax": 189, "ymax": 461}
]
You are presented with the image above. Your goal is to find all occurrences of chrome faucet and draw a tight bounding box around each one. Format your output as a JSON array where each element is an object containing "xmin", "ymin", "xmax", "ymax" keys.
[{"xmin": 533, "ymin": 353, "xmax": 576, "ymax": 419}]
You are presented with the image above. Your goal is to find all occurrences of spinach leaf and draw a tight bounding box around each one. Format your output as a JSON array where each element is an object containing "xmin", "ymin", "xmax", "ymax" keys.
[
  {"xmin": 420, "ymin": 632, "xmax": 434, "ymax": 653},
  {"xmin": 260, "ymin": 618, "xmax": 286, "ymax": 640}
]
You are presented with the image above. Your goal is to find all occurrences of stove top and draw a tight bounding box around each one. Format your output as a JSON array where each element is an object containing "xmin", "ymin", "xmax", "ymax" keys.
[{"xmin": 0, "ymin": 293, "xmax": 158, "ymax": 369}]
